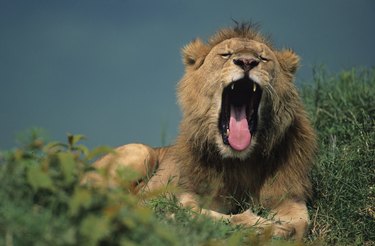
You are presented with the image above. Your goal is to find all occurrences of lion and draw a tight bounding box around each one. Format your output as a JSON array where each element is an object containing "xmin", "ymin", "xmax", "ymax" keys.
[{"xmin": 87, "ymin": 23, "xmax": 316, "ymax": 240}]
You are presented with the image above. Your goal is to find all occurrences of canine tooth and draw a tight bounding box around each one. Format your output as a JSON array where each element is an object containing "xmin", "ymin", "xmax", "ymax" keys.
[
  {"xmin": 231, "ymin": 84, "xmax": 234, "ymax": 90},
  {"xmin": 226, "ymin": 129, "xmax": 230, "ymax": 136},
  {"xmin": 253, "ymin": 83, "xmax": 257, "ymax": 92}
]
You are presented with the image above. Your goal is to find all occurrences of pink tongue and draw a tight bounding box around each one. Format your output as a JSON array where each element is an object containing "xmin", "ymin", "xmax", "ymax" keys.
[{"xmin": 228, "ymin": 105, "xmax": 251, "ymax": 151}]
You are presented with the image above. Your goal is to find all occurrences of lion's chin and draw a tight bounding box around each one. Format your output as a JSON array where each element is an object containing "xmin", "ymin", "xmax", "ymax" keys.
[{"xmin": 215, "ymin": 133, "xmax": 257, "ymax": 160}]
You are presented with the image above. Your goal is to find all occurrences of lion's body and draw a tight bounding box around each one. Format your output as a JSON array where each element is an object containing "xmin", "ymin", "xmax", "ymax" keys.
[{"xmin": 90, "ymin": 24, "xmax": 316, "ymax": 240}]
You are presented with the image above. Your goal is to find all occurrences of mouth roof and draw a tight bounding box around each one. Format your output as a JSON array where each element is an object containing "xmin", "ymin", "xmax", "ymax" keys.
[{"xmin": 219, "ymin": 78, "xmax": 262, "ymax": 151}]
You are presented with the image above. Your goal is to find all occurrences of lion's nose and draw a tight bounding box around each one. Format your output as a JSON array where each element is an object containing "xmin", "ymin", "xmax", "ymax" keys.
[{"xmin": 233, "ymin": 58, "xmax": 259, "ymax": 72}]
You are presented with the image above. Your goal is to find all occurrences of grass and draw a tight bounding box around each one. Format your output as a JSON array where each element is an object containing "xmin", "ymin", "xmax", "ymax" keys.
[
  {"xmin": 304, "ymin": 68, "xmax": 375, "ymax": 245},
  {"xmin": 0, "ymin": 67, "xmax": 374, "ymax": 245}
]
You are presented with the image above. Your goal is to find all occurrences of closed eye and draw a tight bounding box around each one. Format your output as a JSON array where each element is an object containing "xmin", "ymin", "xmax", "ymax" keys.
[
  {"xmin": 220, "ymin": 52, "xmax": 232, "ymax": 59},
  {"xmin": 259, "ymin": 55, "xmax": 270, "ymax": 62}
]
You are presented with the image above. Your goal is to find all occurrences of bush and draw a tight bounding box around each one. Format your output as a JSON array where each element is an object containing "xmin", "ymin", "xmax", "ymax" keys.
[{"xmin": 0, "ymin": 133, "xmax": 178, "ymax": 245}]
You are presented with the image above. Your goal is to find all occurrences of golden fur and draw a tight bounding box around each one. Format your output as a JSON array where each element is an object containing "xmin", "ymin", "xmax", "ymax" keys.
[{"xmin": 88, "ymin": 23, "xmax": 316, "ymax": 240}]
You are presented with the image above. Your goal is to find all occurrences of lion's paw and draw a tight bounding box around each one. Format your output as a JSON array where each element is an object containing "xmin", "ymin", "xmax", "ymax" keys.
[
  {"xmin": 229, "ymin": 211, "xmax": 296, "ymax": 239},
  {"xmin": 271, "ymin": 222, "xmax": 296, "ymax": 239}
]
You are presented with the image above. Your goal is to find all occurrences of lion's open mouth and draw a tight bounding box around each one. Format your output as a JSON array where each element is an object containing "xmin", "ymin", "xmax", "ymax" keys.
[{"xmin": 219, "ymin": 78, "xmax": 262, "ymax": 151}]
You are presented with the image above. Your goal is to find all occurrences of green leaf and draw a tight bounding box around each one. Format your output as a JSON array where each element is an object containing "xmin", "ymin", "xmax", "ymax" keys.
[
  {"xmin": 67, "ymin": 134, "xmax": 86, "ymax": 147},
  {"xmin": 120, "ymin": 239, "xmax": 137, "ymax": 246},
  {"xmin": 27, "ymin": 164, "xmax": 55, "ymax": 191},
  {"xmin": 134, "ymin": 206, "xmax": 152, "ymax": 225},
  {"xmin": 116, "ymin": 166, "xmax": 142, "ymax": 183},
  {"xmin": 74, "ymin": 144, "xmax": 90, "ymax": 156},
  {"xmin": 69, "ymin": 188, "xmax": 92, "ymax": 216},
  {"xmin": 80, "ymin": 215, "xmax": 109, "ymax": 245},
  {"xmin": 154, "ymin": 225, "xmax": 178, "ymax": 244},
  {"xmin": 122, "ymin": 217, "xmax": 136, "ymax": 229},
  {"xmin": 43, "ymin": 141, "xmax": 68, "ymax": 153},
  {"xmin": 227, "ymin": 232, "xmax": 242, "ymax": 246},
  {"xmin": 61, "ymin": 228, "xmax": 77, "ymax": 245},
  {"xmin": 86, "ymin": 146, "xmax": 114, "ymax": 161},
  {"xmin": 58, "ymin": 152, "xmax": 76, "ymax": 184}
]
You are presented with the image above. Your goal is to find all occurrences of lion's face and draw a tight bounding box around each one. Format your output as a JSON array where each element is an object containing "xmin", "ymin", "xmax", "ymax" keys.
[{"xmin": 178, "ymin": 29, "xmax": 299, "ymax": 160}]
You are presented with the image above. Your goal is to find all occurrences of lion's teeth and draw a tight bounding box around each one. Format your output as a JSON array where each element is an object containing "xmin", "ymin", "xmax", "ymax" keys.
[
  {"xmin": 226, "ymin": 129, "xmax": 230, "ymax": 136},
  {"xmin": 253, "ymin": 83, "xmax": 257, "ymax": 92},
  {"xmin": 231, "ymin": 84, "xmax": 234, "ymax": 90}
]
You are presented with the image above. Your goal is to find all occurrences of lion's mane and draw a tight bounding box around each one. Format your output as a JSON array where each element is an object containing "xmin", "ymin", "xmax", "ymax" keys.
[{"xmin": 172, "ymin": 23, "xmax": 316, "ymax": 210}]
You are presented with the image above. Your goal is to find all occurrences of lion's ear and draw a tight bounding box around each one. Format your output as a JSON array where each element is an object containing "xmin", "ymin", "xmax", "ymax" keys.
[
  {"xmin": 182, "ymin": 38, "xmax": 210, "ymax": 69},
  {"xmin": 276, "ymin": 49, "xmax": 300, "ymax": 75}
]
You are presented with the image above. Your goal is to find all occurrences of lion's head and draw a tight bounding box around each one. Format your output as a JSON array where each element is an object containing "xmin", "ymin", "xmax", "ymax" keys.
[{"xmin": 177, "ymin": 23, "xmax": 302, "ymax": 160}]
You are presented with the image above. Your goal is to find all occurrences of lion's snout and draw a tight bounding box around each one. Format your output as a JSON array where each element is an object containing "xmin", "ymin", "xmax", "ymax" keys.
[{"xmin": 233, "ymin": 57, "xmax": 260, "ymax": 72}]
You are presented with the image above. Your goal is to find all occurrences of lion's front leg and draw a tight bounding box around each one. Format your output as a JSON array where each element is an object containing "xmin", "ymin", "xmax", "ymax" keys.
[
  {"xmin": 229, "ymin": 209, "xmax": 297, "ymax": 238},
  {"xmin": 82, "ymin": 143, "xmax": 160, "ymax": 190},
  {"xmin": 179, "ymin": 193, "xmax": 274, "ymax": 229},
  {"xmin": 270, "ymin": 199, "xmax": 309, "ymax": 240},
  {"xmin": 178, "ymin": 193, "xmax": 231, "ymax": 220},
  {"xmin": 178, "ymin": 193, "xmax": 303, "ymax": 239},
  {"xmin": 231, "ymin": 200, "xmax": 309, "ymax": 240}
]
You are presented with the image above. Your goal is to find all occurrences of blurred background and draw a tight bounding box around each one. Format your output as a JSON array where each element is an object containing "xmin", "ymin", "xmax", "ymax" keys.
[{"xmin": 1, "ymin": 0, "xmax": 374, "ymax": 149}]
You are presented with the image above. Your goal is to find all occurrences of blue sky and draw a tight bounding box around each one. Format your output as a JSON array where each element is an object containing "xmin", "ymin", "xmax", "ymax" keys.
[{"xmin": 0, "ymin": 0, "xmax": 374, "ymax": 149}]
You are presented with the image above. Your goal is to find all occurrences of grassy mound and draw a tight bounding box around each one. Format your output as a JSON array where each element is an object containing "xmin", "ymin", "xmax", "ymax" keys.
[
  {"xmin": 0, "ymin": 68, "xmax": 374, "ymax": 245},
  {"xmin": 303, "ymin": 68, "xmax": 374, "ymax": 245}
]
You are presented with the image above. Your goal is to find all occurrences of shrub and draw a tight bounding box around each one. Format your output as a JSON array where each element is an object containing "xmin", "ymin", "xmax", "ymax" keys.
[{"xmin": 0, "ymin": 133, "xmax": 178, "ymax": 245}]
